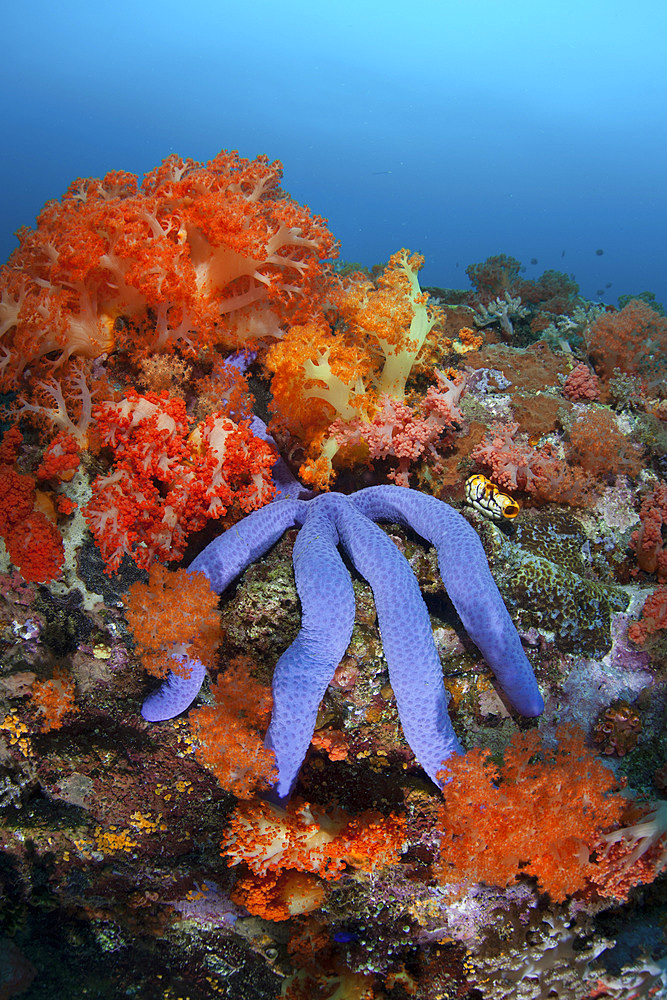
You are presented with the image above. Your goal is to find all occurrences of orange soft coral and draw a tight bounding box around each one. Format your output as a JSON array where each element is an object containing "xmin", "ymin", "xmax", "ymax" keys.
[
  {"xmin": 338, "ymin": 250, "xmax": 444, "ymax": 400},
  {"xmin": 190, "ymin": 657, "xmax": 277, "ymax": 799},
  {"xmin": 222, "ymin": 798, "xmax": 406, "ymax": 880},
  {"xmin": 586, "ymin": 299, "xmax": 667, "ymax": 383},
  {"xmin": 434, "ymin": 727, "xmax": 628, "ymax": 903},
  {"xmin": 266, "ymin": 251, "xmax": 445, "ymax": 489},
  {"xmin": 230, "ymin": 870, "xmax": 326, "ymax": 921},
  {"xmin": 123, "ymin": 564, "xmax": 221, "ymax": 679},
  {"xmin": 31, "ymin": 673, "xmax": 77, "ymax": 732},
  {"xmin": 565, "ymin": 407, "xmax": 643, "ymax": 479},
  {"xmin": 0, "ymin": 150, "xmax": 336, "ymax": 391}
]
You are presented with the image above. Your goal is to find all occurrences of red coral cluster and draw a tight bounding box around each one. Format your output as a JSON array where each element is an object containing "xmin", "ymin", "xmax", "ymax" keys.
[
  {"xmin": 563, "ymin": 362, "xmax": 601, "ymax": 402},
  {"xmin": 190, "ymin": 656, "xmax": 277, "ymax": 799},
  {"xmin": 586, "ymin": 299, "xmax": 667, "ymax": 382},
  {"xmin": 82, "ymin": 389, "xmax": 276, "ymax": 571},
  {"xmin": 435, "ymin": 727, "xmax": 630, "ymax": 903},
  {"xmin": 631, "ymin": 482, "xmax": 667, "ymax": 581},
  {"xmin": 0, "ymin": 426, "xmax": 64, "ymax": 583}
]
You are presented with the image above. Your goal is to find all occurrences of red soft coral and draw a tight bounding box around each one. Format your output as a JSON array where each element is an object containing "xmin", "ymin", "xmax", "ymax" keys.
[
  {"xmin": 0, "ymin": 425, "xmax": 64, "ymax": 584},
  {"xmin": 82, "ymin": 390, "xmax": 276, "ymax": 571},
  {"xmin": 562, "ymin": 362, "xmax": 600, "ymax": 402},
  {"xmin": 586, "ymin": 299, "xmax": 667, "ymax": 383},
  {"xmin": 565, "ymin": 408, "xmax": 643, "ymax": 479},
  {"xmin": 628, "ymin": 586, "xmax": 667, "ymax": 645},
  {"xmin": 631, "ymin": 482, "xmax": 667, "ymax": 581}
]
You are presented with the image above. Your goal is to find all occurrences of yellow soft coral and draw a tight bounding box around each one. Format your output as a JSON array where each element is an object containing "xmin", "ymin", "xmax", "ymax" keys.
[{"xmin": 265, "ymin": 250, "xmax": 443, "ymax": 489}]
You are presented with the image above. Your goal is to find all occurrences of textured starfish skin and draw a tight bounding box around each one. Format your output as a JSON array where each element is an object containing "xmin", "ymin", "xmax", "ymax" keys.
[{"xmin": 142, "ymin": 486, "xmax": 543, "ymax": 801}]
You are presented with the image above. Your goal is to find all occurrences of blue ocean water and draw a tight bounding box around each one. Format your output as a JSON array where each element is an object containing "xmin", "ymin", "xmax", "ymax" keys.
[{"xmin": 2, "ymin": 0, "xmax": 666, "ymax": 306}]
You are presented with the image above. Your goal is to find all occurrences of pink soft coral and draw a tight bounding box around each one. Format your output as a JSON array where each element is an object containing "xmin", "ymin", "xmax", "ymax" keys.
[{"xmin": 331, "ymin": 371, "xmax": 464, "ymax": 486}]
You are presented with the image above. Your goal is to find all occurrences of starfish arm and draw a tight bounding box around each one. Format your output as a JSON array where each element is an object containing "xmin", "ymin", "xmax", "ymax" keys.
[
  {"xmin": 141, "ymin": 656, "xmax": 206, "ymax": 722},
  {"xmin": 141, "ymin": 499, "xmax": 308, "ymax": 722},
  {"xmin": 265, "ymin": 501, "xmax": 357, "ymax": 802},
  {"xmin": 188, "ymin": 498, "xmax": 309, "ymax": 592},
  {"xmin": 328, "ymin": 494, "xmax": 464, "ymax": 787},
  {"xmin": 351, "ymin": 486, "xmax": 544, "ymax": 718}
]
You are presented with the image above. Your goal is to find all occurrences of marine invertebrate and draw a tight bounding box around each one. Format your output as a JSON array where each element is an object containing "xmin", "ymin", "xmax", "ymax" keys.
[
  {"xmin": 562, "ymin": 361, "xmax": 601, "ymax": 402},
  {"xmin": 144, "ymin": 485, "xmax": 543, "ymax": 801},
  {"xmin": 266, "ymin": 250, "xmax": 446, "ymax": 489},
  {"xmin": 434, "ymin": 727, "xmax": 628, "ymax": 902},
  {"xmin": 123, "ymin": 564, "xmax": 221, "ymax": 716},
  {"xmin": 0, "ymin": 149, "xmax": 336, "ymax": 388},
  {"xmin": 82, "ymin": 389, "xmax": 277, "ymax": 571},
  {"xmin": 221, "ymin": 796, "xmax": 406, "ymax": 879},
  {"xmin": 586, "ymin": 298, "xmax": 667, "ymax": 382},
  {"xmin": 592, "ymin": 699, "xmax": 642, "ymax": 756},
  {"xmin": 0, "ymin": 425, "xmax": 64, "ymax": 584},
  {"xmin": 190, "ymin": 656, "xmax": 277, "ymax": 798},
  {"xmin": 631, "ymin": 481, "xmax": 667, "ymax": 581},
  {"xmin": 485, "ymin": 510, "xmax": 628, "ymax": 657},
  {"xmin": 464, "ymin": 474, "xmax": 519, "ymax": 521}
]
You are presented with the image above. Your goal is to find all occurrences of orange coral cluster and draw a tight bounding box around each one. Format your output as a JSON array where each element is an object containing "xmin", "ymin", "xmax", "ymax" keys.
[
  {"xmin": 266, "ymin": 250, "xmax": 451, "ymax": 489},
  {"xmin": 31, "ymin": 672, "xmax": 77, "ymax": 731},
  {"xmin": 222, "ymin": 797, "xmax": 406, "ymax": 880},
  {"xmin": 0, "ymin": 150, "xmax": 336, "ymax": 392},
  {"xmin": 190, "ymin": 657, "xmax": 277, "ymax": 798},
  {"xmin": 435, "ymin": 727, "xmax": 633, "ymax": 903},
  {"xmin": 123, "ymin": 564, "xmax": 221, "ymax": 679}
]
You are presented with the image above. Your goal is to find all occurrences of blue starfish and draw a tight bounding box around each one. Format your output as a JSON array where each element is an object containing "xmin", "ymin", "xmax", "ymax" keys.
[{"xmin": 142, "ymin": 486, "xmax": 544, "ymax": 801}]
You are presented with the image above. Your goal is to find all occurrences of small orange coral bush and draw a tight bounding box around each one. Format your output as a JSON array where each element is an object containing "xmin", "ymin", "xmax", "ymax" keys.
[
  {"xmin": 31, "ymin": 672, "xmax": 76, "ymax": 731},
  {"xmin": 586, "ymin": 299, "xmax": 667, "ymax": 382},
  {"xmin": 123, "ymin": 565, "xmax": 221, "ymax": 678},
  {"xmin": 434, "ymin": 727, "xmax": 627, "ymax": 902},
  {"xmin": 222, "ymin": 797, "xmax": 406, "ymax": 880},
  {"xmin": 565, "ymin": 408, "xmax": 643, "ymax": 479},
  {"xmin": 190, "ymin": 656, "xmax": 277, "ymax": 798}
]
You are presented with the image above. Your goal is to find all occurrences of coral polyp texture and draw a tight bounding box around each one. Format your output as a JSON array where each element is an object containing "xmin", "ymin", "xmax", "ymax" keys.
[
  {"xmin": 0, "ymin": 148, "xmax": 666, "ymax": 998},
  {"xmin": 144, "ymin": 485, "xmax": 544, "ymax": 800}
]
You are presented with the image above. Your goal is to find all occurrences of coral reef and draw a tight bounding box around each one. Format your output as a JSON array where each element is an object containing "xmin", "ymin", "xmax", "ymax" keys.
[{"xmin": 0, "ymin": 152, "xmax": 665, "ymax": 998}]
